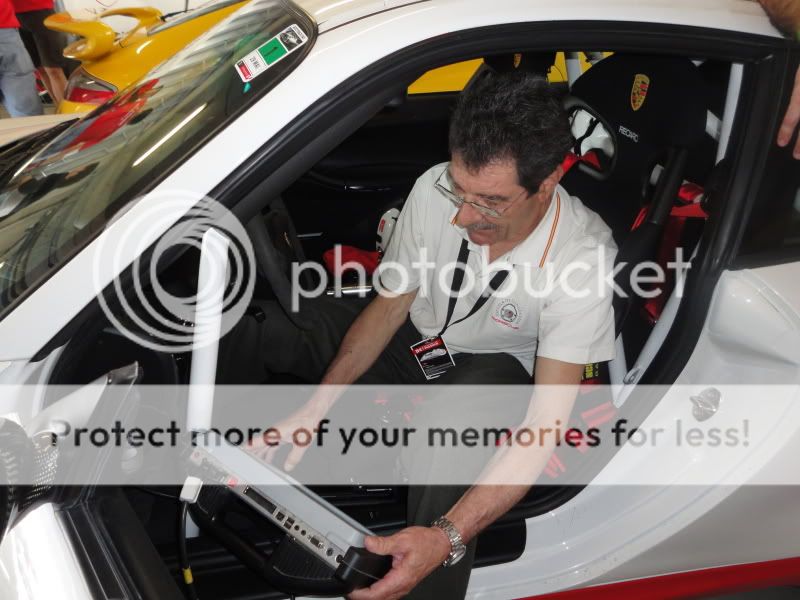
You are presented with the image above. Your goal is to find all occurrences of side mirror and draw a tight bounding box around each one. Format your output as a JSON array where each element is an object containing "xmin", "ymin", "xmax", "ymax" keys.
[{"xmin": 0, "ymin": 363, "xmax": 142, "ymax": 548}]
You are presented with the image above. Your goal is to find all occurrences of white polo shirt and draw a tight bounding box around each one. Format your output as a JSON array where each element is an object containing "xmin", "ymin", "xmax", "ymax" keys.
[{"xmin": 379, "ymin": 163, "xmax": 617, "ymax": 375}]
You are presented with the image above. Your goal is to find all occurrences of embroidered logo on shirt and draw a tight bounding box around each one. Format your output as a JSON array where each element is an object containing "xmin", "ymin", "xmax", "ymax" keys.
[{"xmin": 492, "ymin": 299, "xmax": 522, "ymax": 330}]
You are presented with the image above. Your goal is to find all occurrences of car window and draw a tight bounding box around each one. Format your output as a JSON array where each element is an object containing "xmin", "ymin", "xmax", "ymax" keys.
[
  {"xmin": 407, "ymin": 59, "xmax": 483, "ymax": 94},
  {"xmin": 0, "ymin": 0, "xmax": 314, "ymax": 319},
  {"xmin": 407, "ymin": 53, "xmax": 605, "ymax": 94},
  {"xmin": 739, "ymin": 143, "xmax": 800, "ymax": 261}
]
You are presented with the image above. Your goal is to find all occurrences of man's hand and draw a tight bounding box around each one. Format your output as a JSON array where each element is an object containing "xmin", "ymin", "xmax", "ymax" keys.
[
  {"xmin": 757, "ymin": 0, "xmax": 800, "ymax": 158},
  {"xmin": 348, "ymin": 527, "xmax": 451, "ymax": 600},
  {"xmin": 758, "ymin": 0, "xmax": 800, "ymax": 33},
  {"xmin": 249, "ymin": 292, "xmax": 418, "ymax": 472},
  {"xmin": 777, "ymin": 66, "xmax": 800, "ymax": 159},
  {"xmin": 249, "ymin": 392, "xmax": 333, "ymax": 471}
]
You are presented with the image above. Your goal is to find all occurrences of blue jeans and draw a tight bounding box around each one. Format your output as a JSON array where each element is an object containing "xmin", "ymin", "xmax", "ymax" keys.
[{"xmin": 0, "ymin": 28, "xmax": 43, "ymax": 117}]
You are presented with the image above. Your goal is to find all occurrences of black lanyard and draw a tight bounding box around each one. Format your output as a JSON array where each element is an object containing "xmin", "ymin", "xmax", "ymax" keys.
[{"xmin": 437, "ymin": 239, "xmax": 510, "ymax": 337}]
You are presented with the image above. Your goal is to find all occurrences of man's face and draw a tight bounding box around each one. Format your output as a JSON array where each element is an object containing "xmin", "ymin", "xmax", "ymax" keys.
[{"xmin": 449, "ymin": 154, "xmax": 546, "ymax": 247}]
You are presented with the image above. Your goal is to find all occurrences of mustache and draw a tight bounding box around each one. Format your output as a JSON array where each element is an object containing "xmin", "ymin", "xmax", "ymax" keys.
[{"xmin": 467, "ymin": 223, "xmax": 498, "ymax": 232}]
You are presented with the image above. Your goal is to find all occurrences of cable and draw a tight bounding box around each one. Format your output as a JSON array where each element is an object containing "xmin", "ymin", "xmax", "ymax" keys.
[
  {"xmin": 178, "ymin": 502, "xmax": 200, "ymax": 600},
  {"xmin": 135, "ymin": 486, "xmax": 181, "ymax": 501}
]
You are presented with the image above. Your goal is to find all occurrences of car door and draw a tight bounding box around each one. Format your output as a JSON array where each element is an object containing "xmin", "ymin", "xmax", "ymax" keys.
[{"xmin": 514, "ymin": 34, "xmax": 800, "ymax": 598}]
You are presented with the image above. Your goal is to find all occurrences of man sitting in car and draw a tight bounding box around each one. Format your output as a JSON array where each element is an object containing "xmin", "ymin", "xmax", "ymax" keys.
[{"xmin": 234, "ymin": 70, "xmax": 616, "ymax": 599}]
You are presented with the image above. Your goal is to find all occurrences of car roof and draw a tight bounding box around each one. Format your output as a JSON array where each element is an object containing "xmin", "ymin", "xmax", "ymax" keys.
[{"xmin": 297, "ymin": 0, "xmax": 780, "ymax": 37}]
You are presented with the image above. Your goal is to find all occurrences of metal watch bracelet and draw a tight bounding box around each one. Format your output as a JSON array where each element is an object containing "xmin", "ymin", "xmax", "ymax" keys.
[{"xmin": 431, "ymin": 516, "xmax": 467, "ymax": 567}]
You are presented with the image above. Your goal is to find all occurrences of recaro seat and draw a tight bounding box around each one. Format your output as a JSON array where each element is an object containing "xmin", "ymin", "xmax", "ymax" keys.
[{"xmin": 561, "ymin": 53, "xmax": 711, "ymax": 334}]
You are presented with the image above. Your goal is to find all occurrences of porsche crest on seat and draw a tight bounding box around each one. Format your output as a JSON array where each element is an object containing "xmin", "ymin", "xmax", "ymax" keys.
[{"xmin": 631, "ymin": 73, "xmax": 650, "ymax": 111}]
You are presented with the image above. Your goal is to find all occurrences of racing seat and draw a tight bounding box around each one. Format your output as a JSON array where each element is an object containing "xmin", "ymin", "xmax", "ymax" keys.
[
  {"xmin": 536, "ymin": 56, "xmax": 712, "ymax": 484},
  {"xmin": 561, "ymin": 53, "xmax": 711, "ymax": 335}
]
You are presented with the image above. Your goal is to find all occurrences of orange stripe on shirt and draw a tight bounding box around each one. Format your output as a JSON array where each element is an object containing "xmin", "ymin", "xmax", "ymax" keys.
[{"xmin": 539, "ymin": 193, "xmax": 560, "ymax": 267}]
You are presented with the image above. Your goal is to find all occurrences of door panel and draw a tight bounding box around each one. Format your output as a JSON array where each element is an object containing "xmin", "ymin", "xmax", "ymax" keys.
[{"xmin": 284, "ymin": 94, "xmax": 455, "ymax": 260}]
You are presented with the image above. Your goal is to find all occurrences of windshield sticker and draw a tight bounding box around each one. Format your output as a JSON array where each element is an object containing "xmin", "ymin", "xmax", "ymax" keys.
[{"xmin": 235, "ymin": 24, "xmax": 308, "ymax": 83}]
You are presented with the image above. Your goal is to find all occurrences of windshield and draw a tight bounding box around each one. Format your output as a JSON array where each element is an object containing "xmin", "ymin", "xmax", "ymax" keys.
[{"xmin": 0, "ymin": 0, "xmax": 314, "ymax": 319}]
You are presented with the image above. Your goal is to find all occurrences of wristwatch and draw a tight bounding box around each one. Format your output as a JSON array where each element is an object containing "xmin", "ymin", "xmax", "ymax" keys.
[{"xmin": 431, "ymin": 516, "xmax": 467, "ymax": 567}]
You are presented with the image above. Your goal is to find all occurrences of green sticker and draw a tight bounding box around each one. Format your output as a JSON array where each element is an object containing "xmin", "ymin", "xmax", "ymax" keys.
[
  {"xmin": 258, "ymin": 39, "xmax": 288, "ymax": 66},
  {"xmin": 235, "ymin": 24, "xmax": 308, "ymax": 83}
]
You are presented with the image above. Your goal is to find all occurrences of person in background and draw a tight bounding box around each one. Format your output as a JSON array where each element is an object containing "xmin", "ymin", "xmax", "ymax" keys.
[
  {"xmin": 13, "ymin": 0, "xmax": 73, "ymax": 105},
  {"xmin": 0, "ymin": 0, "xmax": 42, "ymax": 116},
  {"xmin": 758, "ymin": 0, "xmax": 800, "ymax": 159}
]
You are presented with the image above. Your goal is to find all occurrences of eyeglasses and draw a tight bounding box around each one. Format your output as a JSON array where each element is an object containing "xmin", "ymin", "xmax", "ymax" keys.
[{"xmin": 434, "ymin": 169, "xmax": 523, "ymax": 218}]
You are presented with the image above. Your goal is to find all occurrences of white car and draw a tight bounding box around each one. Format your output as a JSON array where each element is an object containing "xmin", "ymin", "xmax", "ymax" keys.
[{"xmin": 0, "ymin": 0, "xmax": 799, "ymax": 599}]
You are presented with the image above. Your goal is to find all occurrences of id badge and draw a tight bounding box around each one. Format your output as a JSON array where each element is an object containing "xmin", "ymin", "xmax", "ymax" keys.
[{"xmin": 410, "ymin": 336, "xmax": 455, "ymax": 381}]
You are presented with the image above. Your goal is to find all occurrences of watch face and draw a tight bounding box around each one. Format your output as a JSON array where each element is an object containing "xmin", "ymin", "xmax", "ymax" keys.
[
  {"xmin": 447, "ymin": 544, "xmax": 467, "ymax": 566},
  {"xmin": 452, "ymin": 545, "xmax": 467, "ymax": 562}
]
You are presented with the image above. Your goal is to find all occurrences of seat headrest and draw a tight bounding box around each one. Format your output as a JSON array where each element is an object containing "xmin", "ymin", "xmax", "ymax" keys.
[
  {"xmin": 565, "ymin": 54, "xmax": 708, "ymax": 179},
  {"xmin": 570, "ymin": 54, "xmax": 709, "ymax": 150}
]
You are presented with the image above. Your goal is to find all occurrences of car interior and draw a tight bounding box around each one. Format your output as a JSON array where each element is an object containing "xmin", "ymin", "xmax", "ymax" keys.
[{"xmin": 37, "ymin": 44, "xmax": 733, "ymax": 598}]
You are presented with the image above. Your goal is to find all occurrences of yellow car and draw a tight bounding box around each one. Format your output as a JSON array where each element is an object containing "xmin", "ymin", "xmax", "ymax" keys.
[
  {"xmin": 408, "ymin": 53, "xmax": 597, "ymax": 94},
  {"xmin": 45, "ymin": 0, "xmax": 247, "ymax": 113}
]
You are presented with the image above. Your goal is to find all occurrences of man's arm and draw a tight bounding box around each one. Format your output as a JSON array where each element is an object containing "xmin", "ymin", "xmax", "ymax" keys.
[
  {"xmin": 442, "ymin": 357, "xmax": 584, "ymax": 542},
  {"xmin": 758, "ymin": 0, "xmax": 800, "ymax": 33},
  {"xmin": 321, "ymin": 290, "xmax": 418, "ymax": 387},
  {"xmin": 255, "ymin": 290, "xmax": 417, "ymax": 469},
  {"xmin": 349, "ymin": 357, "xmax": 584, "ymax": 600},
  {"xmin": 758, "ymin": 0, "xmax": 800, "ymax": 158}
]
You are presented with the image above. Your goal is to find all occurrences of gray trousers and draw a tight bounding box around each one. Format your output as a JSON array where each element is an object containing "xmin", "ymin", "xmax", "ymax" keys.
[{"xmin": 219, "ymin": 297, "xmax": 530, "ymax": 599}]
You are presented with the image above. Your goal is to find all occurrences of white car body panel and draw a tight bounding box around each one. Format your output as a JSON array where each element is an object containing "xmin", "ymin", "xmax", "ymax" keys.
[
  {"xmin": 466, "ymin": 267, "xmax": 800, "ymax": 598},
  {"xmin": 59, "ymin": 0, "xmax": 781, "ymax": 37},
  {"xmin": 0, "ymin": 0, "xmax": 795, "ymax": 597},
  {"xmin": 587, "ymin": 266, "xmax": 800, "ymax": 586},
  {"xmin": 297, "ymin": 0, "xmax": 781, "ymax": 37},
  {"xmin": 0, "ymin": 505, "xmax": 91, "ymax": 600}
]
